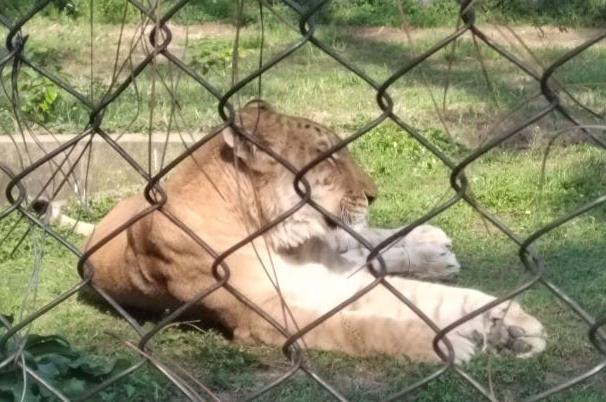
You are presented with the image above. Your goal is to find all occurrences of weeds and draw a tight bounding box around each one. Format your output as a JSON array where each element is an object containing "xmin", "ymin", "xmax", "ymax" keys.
[{"xmin": 5, "ymin": 0, "xmax": 606, "ymax": 27}]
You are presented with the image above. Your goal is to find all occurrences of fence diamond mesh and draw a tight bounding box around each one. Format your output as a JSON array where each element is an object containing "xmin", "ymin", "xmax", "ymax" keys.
[{"xmin": 0, "ymin": 0, "xmax": 605, "ymax": 401}]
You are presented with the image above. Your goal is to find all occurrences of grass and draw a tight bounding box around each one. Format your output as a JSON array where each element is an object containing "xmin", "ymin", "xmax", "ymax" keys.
[
  {"xmin": 1, "ymin": 16, "xmax": 605, "ymax": 142},
  {"xmin": 5, "ymin": 0, "xmax": 606, "ymax": 28},
  {"xmin": 1, "ymin": 13, "xmax": 606, "ymax": 402}
]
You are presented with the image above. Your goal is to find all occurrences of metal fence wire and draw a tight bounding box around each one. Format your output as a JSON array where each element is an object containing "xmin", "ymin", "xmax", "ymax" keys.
[{"xmin": 1, "ymin": 0, "xmax": 606, "ymax": 401}]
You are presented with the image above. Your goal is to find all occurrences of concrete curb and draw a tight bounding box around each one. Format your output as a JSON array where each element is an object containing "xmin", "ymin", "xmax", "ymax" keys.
[{"xmin": 0, "ymin": 132, "xmax": 203, "ymax": 205}]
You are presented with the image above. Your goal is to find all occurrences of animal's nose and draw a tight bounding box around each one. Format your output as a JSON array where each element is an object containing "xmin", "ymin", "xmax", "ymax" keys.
[
  {"xmin": 365, "ymin": 193, "xmax": 376, "ymax": 204},
  {"xmin": 31, "ymin": 198, "xmax": 51, "ymax": 215}
]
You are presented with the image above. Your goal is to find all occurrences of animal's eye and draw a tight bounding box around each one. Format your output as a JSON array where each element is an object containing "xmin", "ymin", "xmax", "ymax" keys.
[
  {"xmin": 440, "ymin": 252, "xmax": 448, "ymax": 256},
  {"xmin": 445, "ymin": 243, "xmax": 453, "ymax": 249}
]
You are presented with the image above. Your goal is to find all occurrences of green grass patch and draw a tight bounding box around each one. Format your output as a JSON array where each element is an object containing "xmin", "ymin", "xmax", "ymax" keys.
[
  {"xmin": 2, "ymin": 19, "xmax": 605, "ymax": 147},
  {"xmin": 4, "ymin": 0, "xmax": 606, "ymax": 28}
]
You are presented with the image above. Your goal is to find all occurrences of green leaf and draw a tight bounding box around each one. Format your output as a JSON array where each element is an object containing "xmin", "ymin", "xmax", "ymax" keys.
[
  {"xmin": 69, "ymin": 356, "xmax": 114, "ymax": 377},
  {"xmin": 125, "ymin": 383, "xmax": 136, "ymax": 398},
  {"xmin": 56, "ymin": 377, "xmax": 87, "ymax": 398},
  {"xmin": 0, "ymin": 371, "xmax": 19, "ymax": 391},
  {"xmin": 0, "ymin": 390, "xmax": 15, "ymax": 402},
  {"xmin": 36, "ymin": 354, "xmax": 73, "ymax": 377},
  {"xmin": 25, "ymin": 334, "xmax": 76, "ymax": 358},
  {"xmin": 44, "ymin": 86, "xmax": 58, "ymax": 104},
  {"xmin": 106, "ymin": 358, "xmax": 132, "ymax": 378},
  {"xmin": 0, "ymin": 374, "xmax": 41, "ymax": 402},
  {"xmin": 35, "ymin": 358, "xmax": 62, "ymax": 380}
]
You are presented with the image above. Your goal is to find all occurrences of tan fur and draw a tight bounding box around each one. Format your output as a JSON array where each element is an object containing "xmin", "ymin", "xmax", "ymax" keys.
[{"xmin": 84, "ymin": 101, "xmax": 546, "ymax": 363}]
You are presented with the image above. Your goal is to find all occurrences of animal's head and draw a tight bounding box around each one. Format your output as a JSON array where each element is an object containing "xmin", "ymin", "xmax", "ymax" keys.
[
  {"xmin": 222, "ymin": 100, "xmax": 377, "ymax": 250},
  {"xmin": 400, "ymin": 224, "xmax": 461, "ymax": 279}
]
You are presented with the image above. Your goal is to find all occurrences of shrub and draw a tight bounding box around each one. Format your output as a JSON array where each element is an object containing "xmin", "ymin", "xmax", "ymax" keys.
[{"xmin": 18, "ymin": 0, "xmax": 606, "ymax": 27}]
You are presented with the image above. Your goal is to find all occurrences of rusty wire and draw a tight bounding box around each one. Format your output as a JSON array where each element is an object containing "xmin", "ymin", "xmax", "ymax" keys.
[{"xmin": 0, "ymin": 0, "xmax": 605, "ymax": 401}]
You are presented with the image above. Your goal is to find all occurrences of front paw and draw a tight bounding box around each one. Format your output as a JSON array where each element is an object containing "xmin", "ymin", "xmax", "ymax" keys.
[
  {"xmin": 485, "ymin": 302, "xmax": 546, "ymax": 358},
  {"xmin": 459, "ymin": 301, "xmax": 546, "ymax": 361},
  {"xmin": 381, "ymin": 224, "xmax": 461, "ymax": 279}
]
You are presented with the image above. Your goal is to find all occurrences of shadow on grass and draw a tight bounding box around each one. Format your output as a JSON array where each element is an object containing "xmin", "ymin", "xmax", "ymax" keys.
[{"xmin": 76, "ymin": 288, "xmax": 235, "ymax": 339}]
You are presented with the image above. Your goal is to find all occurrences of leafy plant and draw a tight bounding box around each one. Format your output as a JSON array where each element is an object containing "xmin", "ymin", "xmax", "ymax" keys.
[
  {"xmin": 0, "ymin": 45, "xmax": 65, "ymax": 123},
  {"xmin": 0, "ymin": 329, "xmax": 169, "ymax": 401},
  {"xmin": 49, "ymin": 0, "xmax": 78, "ymax": 17},
  {"xmin": 53, "ymin": 0, "xmax": 140, "ymax": 23},
  {"xmin": 17, "ymin": 72, "xmax": 61, "ymax": 123},
  {"xmin": 174, "ymin": 0, "xmax": 259, "ymax": 25},
  {"xmin": 63, "ymin": 196, "xmax": 120, "ymax": 224},
  {"xmin": 93, "ymin": 0, "xmax": 139, "ymax": 23},
  {"xmin": 191, "ymin": 42, "xmax": 234, "ymax": 75},
  {"xmin": 190, "ymin": 40, "xmax": 254, "ymax": 75}
]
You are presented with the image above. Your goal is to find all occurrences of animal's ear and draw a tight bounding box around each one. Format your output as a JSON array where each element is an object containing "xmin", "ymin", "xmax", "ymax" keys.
[
  {"xmin": 221, "ymin": 100, "xmax": 274, "ymax": 167},
  {"xmin": 243, "ymin": 99, "xmax": 275, "ymax": 113},
  {"xmin": 221, "ymin": 126, "xmax": 255, "ymax": 162},
  {"xmin": 222, "ymin": 125, "xmax": 278, "ymax": 172},
  {"xmin": 221, "ymin": 126, "xmax": 252, "ymax": 160}
]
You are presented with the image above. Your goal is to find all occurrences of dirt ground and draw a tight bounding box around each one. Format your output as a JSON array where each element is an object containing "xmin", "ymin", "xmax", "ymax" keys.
[
  {"xmin": 349, "ymin": 25, "xmax": 604, "ymax": 49},
  {"xmin": 104, "ymin": 22, "xmax": 605, "ymax": 49}
]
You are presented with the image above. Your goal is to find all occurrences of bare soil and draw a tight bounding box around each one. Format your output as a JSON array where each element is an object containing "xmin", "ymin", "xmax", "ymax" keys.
[{"xmin": 349, "ymin": 25, "xmax": 605, "ymax": 49}]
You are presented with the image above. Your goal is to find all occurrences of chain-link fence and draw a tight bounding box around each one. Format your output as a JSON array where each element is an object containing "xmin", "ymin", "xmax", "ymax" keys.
[{"xmin": 1, "ymin": 0, "xmax": 605, "ymax": 401}]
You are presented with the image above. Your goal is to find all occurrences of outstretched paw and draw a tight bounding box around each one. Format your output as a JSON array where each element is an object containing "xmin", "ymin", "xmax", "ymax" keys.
[
  {"xmin": 485, "ymin": 304, "xmax": 546, "ymax": 358},
  {"xmin": 450, "ymin": 300, "xmax": 546, "ymax": 363},
  {"xmin": 472, "ymin": 301, "xmax": 546, "ymax": 359},
  {"xmin": 386, "ymin": 224, "xmax": 461, "ymax": 280}
]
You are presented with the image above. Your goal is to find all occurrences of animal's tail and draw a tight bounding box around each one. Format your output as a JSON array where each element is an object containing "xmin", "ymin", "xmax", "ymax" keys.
[{"xmin": 31, "ymin": 198, "xmax": 96, "ymax": 237}]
